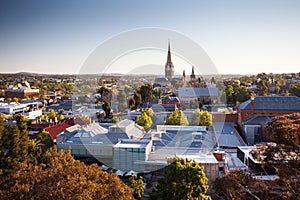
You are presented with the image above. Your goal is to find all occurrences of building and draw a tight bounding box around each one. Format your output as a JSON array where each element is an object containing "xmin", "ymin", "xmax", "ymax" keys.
[
  {"xmin": 56, "ymin": 119, "xmax": 145, "ymax": 166},
  {"xmin": 165, "ymin": 42, "xmax": 174, "ymax": 80},
  {"xmin": 190, "ymin": 66, "xmax": 196, "ymax": 81},
  {"xmin": 178, "ymin": 87, "xmax": 219, "ymax": 107},
  {"xmin": 237, "ymin": 96, "xmax": 300, "ymax": 144},
  {"xmin": 113, "ymin": 139, "xmax": 152, "ymax": 172},
  {"xmin": 163, "ymin": 96, "xmax": 180, "ymax": 108},
  {"xmin": 5, "ymin": 88, "xmax": 39, "ymax": 99}
]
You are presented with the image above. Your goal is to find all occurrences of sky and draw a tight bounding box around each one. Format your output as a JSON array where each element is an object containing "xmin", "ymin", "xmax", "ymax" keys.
[{"xmin": 0, "ymin": 0, "xmax": 300, "ymax": 75}]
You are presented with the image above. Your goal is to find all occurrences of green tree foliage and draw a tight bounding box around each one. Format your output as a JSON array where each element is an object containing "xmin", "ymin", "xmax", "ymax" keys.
[
  {"xmin": 144, "ymin": 108, "xmax": 156, "ymax": 125},
  {"xmin": 223, "ymin": 85, "xmax": 235, "ymax": 104},
  {"xmin": 0, "ymin": 150, "xmax": 133, "ymax": 200},
  {"xmin": 214, "ymin": 169, "xmax": 267, "ymax": 200},
  {"xmin": 191, "ymin": 109, "xmax": 212, "ymax": 128},
  {"xmin": 256, "ymin": 78, "xmax": 269, "ymax": 96},
  {"xmin": 37, "ymin": 130, "xmax": 54, "ymax": 154},
  {"xmin": 136, "ymin": 112, "xmax": 152, "ymax": 130},
  {"xmin": 57, "ymin": 114, "xmax": 65, "ymax": 121},
  {"xmin": 129, "ymin": 175, "xmax": 145, "ymax": 200},
  {"xmin": 133, "ymin": 92, "xmax": 142, "ymax": 107},
  {"xmin": 165, "ymin": 110, "xmax": 189, "ymax": 126},
  {"xmin": 47, "ymin": 109, "xmax": 57, "ymax": 120},
  {"xmin": 137, "ymin": 84, "xmax": 154, "ymax": 103},
  {"xmin": 236, "ymin": 86, "xmax": 253, "ymax": 103},
  {"xmin": 151, "ymin": 157, "xmax": 211, "ymax": 200},
  {"xmin": 102, "ymin": 101, "xmax": 111, "ymax": 118},
  {"xmin": 289, "ymin": 82, "xmax": 300, "ymax": 97},
  {"xmin": 251, "ymin": 113, "xmax": 300, "ymax": 199},
  {"xmin": 0, "ymin": 114, "xmax": 41, "ymax": 170},
  {"xmin": 118, "ymin": 90, "xmax": 127, "ymax": 112}
]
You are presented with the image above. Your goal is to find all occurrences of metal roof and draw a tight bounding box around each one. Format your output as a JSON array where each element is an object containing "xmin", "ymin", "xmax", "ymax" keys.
[{"xmin": 178, "ymin": 87, "xmax": 219, "ymax": 97}]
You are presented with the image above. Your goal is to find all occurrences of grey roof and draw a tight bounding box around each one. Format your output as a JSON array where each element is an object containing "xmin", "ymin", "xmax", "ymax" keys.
[
  {"xmin": 243, "ymin": 115, "xmax": 274, "ymax": 125},
  {"xmin": 239, "ymin": 96, "xmax": 300, "ymax": 110},
  {"xmin": 178, "ymin": 87, "xmax": 219, "ymax": 98},
  {"xmin": 154, "ymin": 77, "xmax": 170, "ymax": 83},
  {"xmin": 213, "ymin": 122, "xmax": 246, "ymax": 147}
]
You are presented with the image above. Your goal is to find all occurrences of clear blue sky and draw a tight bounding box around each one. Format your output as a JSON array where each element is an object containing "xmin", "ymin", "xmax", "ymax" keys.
[{"xmin": 0, "ymin": 0, "xmax": 300, "ymax": 74}]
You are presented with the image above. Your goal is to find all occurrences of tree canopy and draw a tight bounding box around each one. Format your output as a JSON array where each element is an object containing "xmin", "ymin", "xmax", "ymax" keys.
[
  {"xmin": 0, "ymin": 114, "xmax": 41, "ymax": 170},
  {"xmin": 165, "ymin": 110, "xmax": 189, "ymax": 126},
  {"xmin": 0, "ymin": 148, "xmax": 133, "ymax": 200},
  {"xmin": 150, "ymin": 157, "xmax": 211, "ymax": 200},
  {"xmin": 289, "ymin": 82, "xmax": 300, "ymax": 97},
  {"xmin": 214, "ymin": 169, "xmax": 268, "ymax": 200},
  {"xmin": 191, "ymin": 109, "xmax": 212, "ymax": 128},
  {"xmin": 136, "ymin": 112, "xmax": 152, "ymax": 130},
  {"xmin": 251, "ymin": 113, "xmax": 300, "ymax": 199}
]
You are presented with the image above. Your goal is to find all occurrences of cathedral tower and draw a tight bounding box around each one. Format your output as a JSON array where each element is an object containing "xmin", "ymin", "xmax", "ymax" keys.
[{"xmin": 165, "ymin": 41, "xmax": 174, "ymax": 80}]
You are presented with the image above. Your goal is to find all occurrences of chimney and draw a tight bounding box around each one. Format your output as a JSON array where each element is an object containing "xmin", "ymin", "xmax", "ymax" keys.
[{"xmin": 250, "ymin": 97, "xmax": 254, "ymax": 110}]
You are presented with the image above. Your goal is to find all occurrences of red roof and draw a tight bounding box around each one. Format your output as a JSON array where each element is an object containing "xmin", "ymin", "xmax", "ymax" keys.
[{"xmin": 45, "ymin": 122, "xmax": 71, "ymax": 140}]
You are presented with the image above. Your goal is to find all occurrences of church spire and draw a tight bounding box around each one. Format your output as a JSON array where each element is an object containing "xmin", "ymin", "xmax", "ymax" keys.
[
  {"xmin": 167, "ymin": 41, "xmax": 172, "ymax": 63},
  {"xmin": 190, "ymin": 66, "xmax": 196, "ymax": 80},
  {"xmin": 165, "ymin": 41, "xmax": 174, "ymax": 80}
]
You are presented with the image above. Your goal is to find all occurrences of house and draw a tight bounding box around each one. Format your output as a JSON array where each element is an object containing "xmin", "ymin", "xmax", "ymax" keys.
[
  {"xmin": 237, "ymin": 96, "xmax": 300, "ymax": 144},
  {"xmin": 44, "ymin": 122, "xmax": 71, "ymax": 142},
  {"xmin": 164, "ymin": 96, "xmax": 180, "ymax": 108},
  {"xmin": 178, "ymin": 87, "xmax": 219, "ymax": 107}
]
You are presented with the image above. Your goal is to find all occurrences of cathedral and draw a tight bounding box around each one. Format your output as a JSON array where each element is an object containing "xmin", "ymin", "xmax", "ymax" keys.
[{"xmin": 165, "ymin": 42, "xmax": 174, "ymax": 80}]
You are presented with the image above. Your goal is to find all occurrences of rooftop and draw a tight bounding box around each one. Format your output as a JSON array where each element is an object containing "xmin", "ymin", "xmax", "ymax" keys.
[
  {"xmin": 239, "ymin": 96, "xmax": 300, "ymax": 110},
  {"xmin": 178, "ymin": 87, "xmax": 219, "ymax": 98}
]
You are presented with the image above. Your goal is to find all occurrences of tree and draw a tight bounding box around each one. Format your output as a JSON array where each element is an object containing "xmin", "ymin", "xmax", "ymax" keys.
[
  {"xmin": 47, "ymin": 109, "xmax": 57, "ymax": 120},
  {"xmin": 251, "ymin": 113, "xmax": 300, "ymax": 199},
  {"xmin": 137, "ymin": 84, "xmax": 154, "ymax": 103},
  {"xmin": 133, "ymin": 92, "xmax": 142, "ymax": 107},
  {"xmin": 136, "ymin": 112, "xmax": 152, "ymax": 130},
  {"xmin": 150, "ymin": 157, "xmax": 211, "ymax": 200},
  {"xmin": 256, "ymin": 78, "xmax": 269, "ymax": 96},
  {"xmin": 214, "ymin": 169, "xmax": 267, "ymax": 200},
  {"xmin": 144, "ymin": 108, "xmax": 156, "ymax": 126},
  {"xmin": 165, "ymin": 110, "xmax": 189, "ymax": 126},
  {"xmin": 191, "ymin": 109, "xmax": 212, "ymax": 128},
  {"xmin": 236, "ymin": 86, "xmax": 253, "ymax": 103},
  {"xmin": 37, "ymin": 130, "xmax": 54, "ymax": 154},
  {"xmin": 102, "ymin": 101, "xmax": 111, "ymax": 119},
  {"xmin": 0, "ymin": 150, "xmax": 133, "ymax": 200},
  {"xmin": 57, "ymin": 114, "xmax": 65, "ymax": 121},
  {"xmin": 118, "ymin": 90, "xmax": 127, "ymax": 112},
  {"xmin": 289, "ymin": 82, "xmax": 300, "ymax": 97},
  {"xmin": 129, "ymin": 175, "xmax": 145, "ymax": 200},
  {"xmin": 128, "ymin": 98, "xmax": 135, "ymax": 109}
]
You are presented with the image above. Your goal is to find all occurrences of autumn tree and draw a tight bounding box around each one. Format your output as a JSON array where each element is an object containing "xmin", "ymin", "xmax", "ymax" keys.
[
  {"xmin": 251, "ymin": 113, "xmax": 300, "ymax": 199},
  {"xmin": 0, "ymin": 149, "xmax": 133, "ymax": 200},
  {"xmin": 165, "ymin": 110, "xmax": 189, "ymax": 126},
  {"xmin": 129, "ymin": 175, "xmax": 145, "ymax": 200},
  {"xmin": 214, "ymin": 169, "xmax": 268, "ymax": 200},
  {"xmin": 150, "ymin": 157, "xmax": 211, "ymax": 200},
  {"xmin": 191, "ymin": 109, "xmax": 212, "ymax": 128}
]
